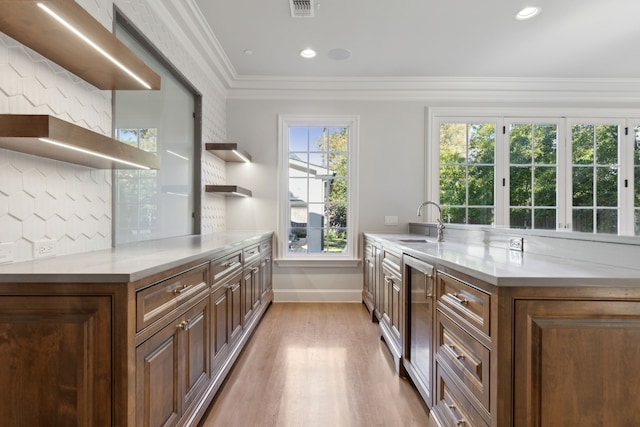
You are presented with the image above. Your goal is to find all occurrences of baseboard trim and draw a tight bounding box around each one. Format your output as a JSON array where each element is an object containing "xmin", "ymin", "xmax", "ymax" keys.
[{"xmin": 274, "ymin": 289, "xmax": 362, "ymax": 303}]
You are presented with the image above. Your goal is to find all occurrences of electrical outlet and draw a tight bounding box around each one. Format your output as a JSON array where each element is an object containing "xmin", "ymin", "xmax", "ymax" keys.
[
  {"xmin": 384, "ymin": 216, "xmax": 398, "ymax": 226},
  {"xmin": 34, "ymin": 239, "xmax": 57, "ymax": 259},
  {"xmin": 508, "ymin": 237, "xmax": 524, "ymax": 252},
  {"xmin": 0, "ymin": 242, "xmax": 15, "ymax": 264}
]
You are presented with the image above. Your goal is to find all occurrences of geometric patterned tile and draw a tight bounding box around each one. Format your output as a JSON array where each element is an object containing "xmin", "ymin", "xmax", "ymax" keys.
[{"xmin": 8, "ymin": 191, "xmax": 35, "ymax": 220}]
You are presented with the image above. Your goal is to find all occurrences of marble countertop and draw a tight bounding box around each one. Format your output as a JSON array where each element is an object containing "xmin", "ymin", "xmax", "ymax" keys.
[
  {"xmin": 0, "ymin": 232, "xmax": 272, "ymax": 283},
  {"xmin": 365, "ymin": 233, "xmax": 640, "ymax": 287}
]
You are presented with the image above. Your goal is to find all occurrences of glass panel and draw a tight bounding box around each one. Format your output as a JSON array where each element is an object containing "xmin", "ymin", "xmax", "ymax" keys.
[
  {"xmin": 288, "ymin": 178, "xmax": 308, "ymax": 203},
  {"xmin": 468, "ymin": 166, "xmax": 493, "ymax": 206},
  {"xmin": 510, "ymin": 208, "xmax": 532, "ymax": 229},
  {"xmin": 534, "ymin": 167, "xmax": 556, "ymax": 207},
  {"xmin": 573, "ymin": 209, "xmax": 594, "ymax": 233},
  {"xmin": 468, "ymin": 123, "xmax": 495, "ymax": 163},
  {"xmin": 308, "ymin": 152, "xmax": 325, "ymax": 168},
  {"xmin": 289, "ymin": 206, "xmax": 307, "ymax": 227},
  {"xmin": 572, "ymin": 167, "xmax": 594, "ymax": 207},
  {"xmin": 327, "ymin": 128, "xmax": 348, "ymax": 152},
  {"xmin": 325, "ymin": 202, "xmax": 347, "ymax": 227},
  {"xmin": 635, "ymin": 125, "xmax": 640, "ymax": 166},
  {"xmin": 442, "ymin": 207, "xmax": 466, "ymax": 224},
  {"xmin": 439, "ymin": 166, "xmax": 466, "ymax": 206},
  {"xmin": 308, "ymin": 128, "xmax": 326, "ymax": 151},
  {"xmin": 467, "ymin": 208, "xmax": 494, "ymax": 225},
  {"xmin": 288, "ymin": 228, "xmax": 307, "ymax": 253},
  {"xmin": 139, "ymin": 178, "xmax": 157, "ymax": 203},
  {"xmin": 510, "ymin": 166, "xmax": 532, "ymax": 207},
  {"xmin": 309, "ymin": 177, "xmax": 330, "ymax": 203},
  {"xmin": 534, "ymin": 208, "xmax": 556, "ymax": 229},
  {"xmin": 635, "ymin": 210, "xmax": 640, "ymax": 236},
  {"xmin": 572, "ymin": 124, "xmax": 594, "ymax": 165},
  {"xmin": 509, "ymin": 124, "xmax": 531, "ymax": 165},
  {"xmin": 533, "ymin": 124, "xmax": 557, "ymax": 165},
  {"xmin": 306, "ymin": 227, "xmax": 324, "ymax": 253},
  {"xmin": 595, "ymin": 125, "xmax": 618, "ymax": 165},
  {"xmin": 289, "ymin": 128, "xmax": 309, "ymax": 151},
  {"xmin": 327, "ymin": 179, "xmax": 347, "ymax": 203},
  {"xmin": 636, "ymin": 167, "xmax": 640, "ymax": 208},
  {"xmin": 439, "ymin": 123, "xmax": 467, "ymax": 164},
  {"xmin": 596, "ymin": 209, "xmax": 617, "ymax": 234},
  {"xmin": 596, "ymin": 167, "xmax": 618, "ymax": 207},
  {"xmin": 323, "ymin": 228, "xmax": 347, "ymax": 253}
]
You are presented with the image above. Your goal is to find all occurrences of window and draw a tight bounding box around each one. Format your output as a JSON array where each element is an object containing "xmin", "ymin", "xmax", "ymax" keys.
[
  {"xmin": 113, "ymin": 17, "xmax": 199, "ymax": 245},
  {"xmin": 430, "ymin": 110, "xmax": 638, "ymax": 236},
  {"xmin": 278, "ymin": 116, "xmax": 359, "ymax": 262}
]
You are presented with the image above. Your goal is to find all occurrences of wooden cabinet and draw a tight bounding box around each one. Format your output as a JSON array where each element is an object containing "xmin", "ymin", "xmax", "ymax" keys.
[
  {"xmin": 260, "ymin": 238, "xmax": 273, "ymax": 300},
  {"xmin": 379, "ymin": 245, "xmax": 403, "ymax": 372},
  {"xmin": 0, "ymin": 294, "xmax": 113, "ymax": 427},
  {"xmin": 0, "ymin": 233, "xmax": 274, "ymax": 427},
  {"xmin": 135, "ymin": 264, "xmax": 211, "ymax": 427},
  {"xmin": 512, "ymin": 299, "xmax": 640, "ymax": 427},
  {"xmin": 362, "ymin": 236, "xmax": 376, "ymax": 316},
  {"xmin": 242, "ymin": 244, "xmax": 261, "ymax": 326}
]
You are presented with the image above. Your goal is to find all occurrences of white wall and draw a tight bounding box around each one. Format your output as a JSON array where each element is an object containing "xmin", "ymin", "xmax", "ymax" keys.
[
  {"xmin": 0, "ymin": 0, "xmax": 228, "ymax": 262},
  {"xmin": 226, "ymin": 99, "xmax": 427, "ymax": 301}
]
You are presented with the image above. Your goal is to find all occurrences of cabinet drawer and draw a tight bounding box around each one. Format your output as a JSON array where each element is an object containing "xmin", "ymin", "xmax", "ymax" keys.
[
  {"xmin": 436, "ymin": 272, "xmax": 490, "ymax": 337},
  {"xmin": 136, "ymin": 263, "xmax": 209, "ymax": 332},
  {"xmin": 211, "ymin": 250, "xmax": 242, "ymax": 284},
  {"xmin": 381, "ymin": 247, "xmax": 401, "ymax": 276},
  {"xmin": 243, "ymin": 244, "xmax": 260, "ymax": 263},
  {"xmin": 260, "ymin": 239, "xmax": 271, "ymax": 253},
  {"xmin": 435, "ymin": 362, "xmax": 489, "ymax": 427},
  {"xmin": 436, "ymin": 311, "xmax": 490, "ymax": 411}
]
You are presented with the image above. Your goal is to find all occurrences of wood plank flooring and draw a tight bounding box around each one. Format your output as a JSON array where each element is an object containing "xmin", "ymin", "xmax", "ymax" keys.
[{"xmin": 198, "ymin": 303, "xmax": 432, "ymax": 427}]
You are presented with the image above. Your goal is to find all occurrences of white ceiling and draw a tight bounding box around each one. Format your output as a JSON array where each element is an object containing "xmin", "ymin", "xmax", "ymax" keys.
[{"xmin": 192, "ymin": 0, "xmax": 640, "ymax": 80}]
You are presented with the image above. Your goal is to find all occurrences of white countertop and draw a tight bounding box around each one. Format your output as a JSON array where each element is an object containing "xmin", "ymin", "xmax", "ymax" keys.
[
  {"xmin": 366, "ymin": 233, "xmax": 640, "ymax": 287},
  {"xmin": 0, "ymin": 232, "xmax": 272, "ymax": 283}
]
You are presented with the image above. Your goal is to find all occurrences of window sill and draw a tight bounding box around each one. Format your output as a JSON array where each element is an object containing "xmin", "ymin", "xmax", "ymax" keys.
[{"xmin": 274, "ymin": 258, "xmax": 362, "ymax": 268}]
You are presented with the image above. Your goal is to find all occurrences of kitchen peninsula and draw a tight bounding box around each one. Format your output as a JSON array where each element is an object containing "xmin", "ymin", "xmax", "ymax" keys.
[
  {"xmin": 0, "ymin": 231, "xmax": 273, "ymax": 427},
  {"xmin": 364, "ymin": 228, "xmax": 640, "ymax": 427}
]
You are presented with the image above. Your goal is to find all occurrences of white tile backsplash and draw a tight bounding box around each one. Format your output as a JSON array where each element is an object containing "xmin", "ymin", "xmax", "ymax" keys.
[{"xmin": 0, "ymin": 0, "xmax": 229, "ymax": 261}]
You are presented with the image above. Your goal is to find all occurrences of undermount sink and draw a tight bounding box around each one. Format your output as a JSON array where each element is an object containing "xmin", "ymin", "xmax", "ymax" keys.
[{"xmin": 397, "ymin": 238, "xmax": 432, "ymax": 243}]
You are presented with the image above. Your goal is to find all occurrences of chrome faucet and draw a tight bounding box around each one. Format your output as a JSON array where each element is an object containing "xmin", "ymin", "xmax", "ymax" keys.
[{"xmin": 416, "ymin": 201, "xmax": 445, "ymax": 242}]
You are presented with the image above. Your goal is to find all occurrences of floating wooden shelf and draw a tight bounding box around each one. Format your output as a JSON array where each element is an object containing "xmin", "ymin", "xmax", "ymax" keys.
[
  {"xmin": 0, "ymin": 0, "xmax": 160, "ymax": 90},
  {"xmin": 0, "ymin": 115, "xmax": 160, "ymax": 170},
  {"xmin": 205, "ymin": 185, "xmax": 252, "ymax": 198},
  {"xmin": 205, "ymin": 143, "xmax": 252, "ymax": 163}
]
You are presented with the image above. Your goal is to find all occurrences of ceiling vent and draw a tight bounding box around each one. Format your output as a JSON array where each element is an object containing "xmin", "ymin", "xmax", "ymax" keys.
[{"xmin": 290, "ymin": 0, "xmax": 314, "ymax": 18}]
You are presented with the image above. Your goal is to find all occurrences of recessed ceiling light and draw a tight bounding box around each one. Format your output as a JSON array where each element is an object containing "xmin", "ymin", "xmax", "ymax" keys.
[
  {"xmin": 328, "ymin": 48, "xmax": 351, "ymax": 61},
  {"xmin": 516, "ymin": 6, "xmax": 541, "ymax": 20},
  {"xmin": 243, "ymin": 49, "xmax": 253, "ymax": 55},
  {"xmin": 300, "ymin": 48, "xmax": 317, "ymax": 59}
]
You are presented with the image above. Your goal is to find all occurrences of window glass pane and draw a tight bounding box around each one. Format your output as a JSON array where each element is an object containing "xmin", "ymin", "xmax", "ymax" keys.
[
  {"xmin": 439, "ymin": 166, "xmax": 466, "ymax": 206},
  {"xmin": 467, "ymin": 208, "xmax": 494, "ymax": 225},
  {"xmin": 325, "ymin": 202, "xmax": 347, "ymax": 228},
  {"xmin": 306, "ymin": 227, "xmax": 324, "ymax": 253},
  {"xmin": 439, "ymin": 123, "xmax": 467, "ymax": 165},
  {"xmin": 289, "ymin": 128, "xmax": 309, "ymax": 151},
  {"xmin": 323, "ymin": 228, "xmax": 347, "ymax": 253},
  {"xmin": 510, "ymin": 166, "xmax": 532, "ymax": 207},
  {"xmin": 468, "ymin": 124, "xmax": 495, "ymax": 163},
  {"xmin": 573, "ymin": 209, "xmax": 594, "ymax": 233},
  {"xmin": 635, "ymin": 210, "xmax": 640, "ymax": 236},
  {"xmin": 442, "ymin": 207, "xmax": 466, "ymax": 224},
  {"xmin": 288, "ymin": 228, "xmax": 307, "ymax": 252},
  {"xmin": 534, "ymin": 167, "xmax": 556, "ymax": 207},
  {"xmin": 596, "ymin": 167, "xmax": 618, "ymax": 207},
  {"xmin": 288, "ymin": 178, "xmax": 308, "ymax": 203},
  {"xmin": 308, "ymin": 128, "xmax": 326, "ymax": 151},
  {"xmin": 534, "ymin": 208, "xmax": 556, "ymax": 229},
  {"xmin": 596, "ymin": 209, "xmax": 617, "ymax": 234},
  {"xmin": 510, "ymin": 124, "xmax": 531, "ymax": 165},
  {"xmin": 533, "ymin": 124, "xmax": 557, "ymax": 164},
  {"xmin": 572, "ymin": 167, "xmax": 593, "ymax": 207},
  {"xmin": 327, "ymin": 180, "xmax": 347, "ymax": 203},
  {"xmin": 595, "ymin": 125, "xmax": 618, "ymax": 165},
  {"xmin": 468, "ymin": 166, "xmax": 494, "ymax": 206},
  {"xmin": 510, "ymin": 208, "xmax": 531, "ymax": 229},
  {"xmin": 572, "ymin": 124, "xmax": 594, "ymax": 164}
]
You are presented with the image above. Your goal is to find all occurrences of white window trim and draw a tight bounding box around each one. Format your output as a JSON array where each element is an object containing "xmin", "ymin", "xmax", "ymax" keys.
[
  {"xmin": 276, "ymin": 115, "xmax": 360, "ymax": 266},
  {"xmin": 426, "ymin": 107, "xmax": 640, "ymax": 235}
]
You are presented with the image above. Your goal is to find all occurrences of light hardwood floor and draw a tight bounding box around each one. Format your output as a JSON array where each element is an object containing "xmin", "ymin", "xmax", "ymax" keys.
[{"xmin": 198, "ymin": 302, "xmax": 433, "ymax": 427}]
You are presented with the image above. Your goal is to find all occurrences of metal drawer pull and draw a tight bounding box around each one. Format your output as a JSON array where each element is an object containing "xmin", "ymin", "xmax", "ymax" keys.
[
  {"xmin": 223, "ymin": 261, "xmax": 240, "ymax": 268},
  {"xmin": 447, "ymin": 404, "xmax": 467, "ymax": 426},
  {"xmin": 252, "ymin": 267, "xmax": 260, "ymax": 273},
  {"xmin": 176, "ymin": 320, "xmax": 189, "ymax": 330},
  {"xmin": 448, "ymin": 344, "xmax": 465, "ymax": 360},
  {"xmin": 448, "ymin": 292, "xmax": 468, "ymax": 306},
  {"xmin": 173, "ymin": 284, "xmax": 193, "ymax": 295}
]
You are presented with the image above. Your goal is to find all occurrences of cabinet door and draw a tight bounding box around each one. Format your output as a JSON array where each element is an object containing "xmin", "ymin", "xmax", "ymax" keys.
[
  {"xmin": 0, "ymin": 295, "xmax": 112, "ymax": 427},
  {"xmin": 181, "ymin": 298, "xmax": 210, "ymax": 413},
  {"xmin": 242, "ymin": 268, "xmax": 254, "ymax": 325},
  {"xmin": 136, "ymin": 319, "xmax": 181, "ymax": 427},
  {"xmin": 260, "ymin": 252, "xmax": 272, "ymax": 299},
  {"xmin": 229, "ymin": 281, "xmax": 242, "ymax": 343},
  {"xmin": 514, "ymin": 299, "xmax": 640, "ymax": 427},
  {"xmin": 211, "ymin": 285, "xmax": 230, "ymax": 366}
]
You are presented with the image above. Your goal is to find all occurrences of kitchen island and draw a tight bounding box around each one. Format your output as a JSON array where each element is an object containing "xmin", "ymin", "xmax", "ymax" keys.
[
  {"xmin": 363, "ymin": 231, "xmax": 640, "ymax": 427},
  {"xmin": 0, "ymin": 231, "xmax": 273, "ymax": 427}
]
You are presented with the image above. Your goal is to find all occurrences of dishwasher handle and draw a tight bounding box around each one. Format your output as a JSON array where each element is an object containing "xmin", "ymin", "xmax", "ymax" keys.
[{"xmin": 404, "ymin": 255, "xmax": 435, "ymax": 299}]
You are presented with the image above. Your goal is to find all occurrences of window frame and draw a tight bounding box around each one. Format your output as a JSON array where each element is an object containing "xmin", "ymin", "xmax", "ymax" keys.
[
  {"xmin": 427, "ymin": 107, "xmax": 640, "ymax": 236},
  {"xmin": 276, "ymin": 115, "xmax": 360, "ymax": 266}
]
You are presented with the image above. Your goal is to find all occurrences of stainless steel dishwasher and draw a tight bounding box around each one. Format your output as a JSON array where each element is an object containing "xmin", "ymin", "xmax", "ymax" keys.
[{"xmin": 403, "ymin": 254, "xmax": 435, "ymax": 408}]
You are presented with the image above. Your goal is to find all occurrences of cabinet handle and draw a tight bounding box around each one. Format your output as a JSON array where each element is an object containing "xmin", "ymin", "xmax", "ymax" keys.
[
  {"xmin": 223, "ymin": 284, "xmax": 233, "ymax": 289},
  {"xmin": 447, "ymin": 344, "xmax": 465, "ymax": 361},
  {"xmin": 265, "ymin": 257, "xmax": 271, "ymax": 262},
  {"xmin": 252, "ymin": 267, "xmax": 260, "ymax": 273},
  {"xmin": 223, "ymin": 261, "xmax": 239, "ymax": 268},
  {"xmin": 447, "ymin": 292, "xmax": 468, "ymax": 306},
  {"xmin": 173, "ymin": 284, "xmax": 193, "ymax": 295},
  {"xmin": 177, "ymin": 320, "xmax": 189, "ymax": 330},
  {"xmin": 447, "ymin": 404, "xmax": 467, "ymax": 426}
]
